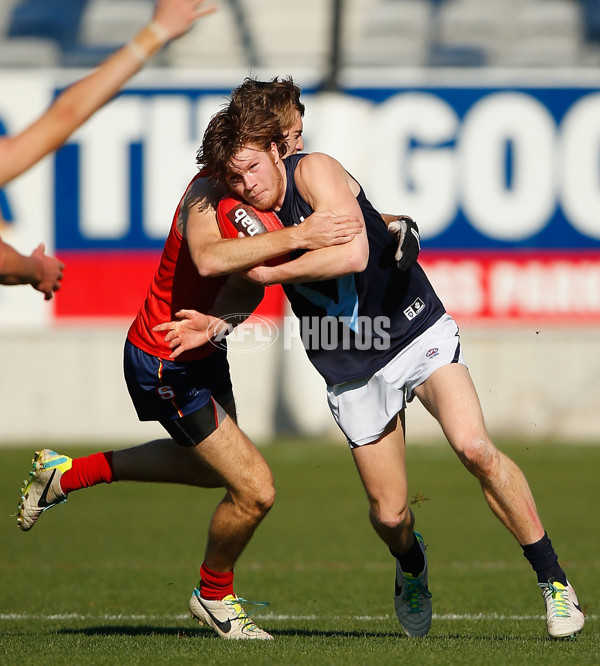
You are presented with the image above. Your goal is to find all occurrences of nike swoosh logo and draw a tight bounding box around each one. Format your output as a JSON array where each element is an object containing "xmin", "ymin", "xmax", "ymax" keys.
[
  {"xmin": 574, "ymin": 602, "xmax": 583, "ymax": 613},
  {"xmin": 199, "ymin": 600, "xmax": 232, "ymax": 634},
  {"xmin": 395, "ymin": 578, "xmax": 402, "ymax": 597},
  {"xmin": 38, "ymin": 469, "xmax": 56, "ymax": 508}
]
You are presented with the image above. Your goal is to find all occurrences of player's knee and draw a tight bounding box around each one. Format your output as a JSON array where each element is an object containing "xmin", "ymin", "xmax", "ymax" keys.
[
  {"xmin": 458, "ymin": 436, "xmax": 499, "ymax": 478},
  {"xmin": 245, "ymin": 486, "xmax": 275, "ymax": 523},
  {"xmin": 260, "ymin": 482, "xmax": 276, "ymax": 516},
  {"xmin": 240, "ymin": 468, "xmax": 276, "ymax": 521},
  {"xmin": 371, "ymin": 501, "xmax": 411, "ymax": 533},
  {"xmin": 254, "ymin": 473, "xmax": 276, "ymax": 517}
]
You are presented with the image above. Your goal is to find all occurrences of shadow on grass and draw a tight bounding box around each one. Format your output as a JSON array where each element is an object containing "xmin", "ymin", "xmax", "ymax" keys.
[
  {"xmin": 58, "ymin": 625, "xmax": 398, "ymax": 639},
  {"xmin": 57, "ymin": 625, "xmax": 550, "ymax": 642}
]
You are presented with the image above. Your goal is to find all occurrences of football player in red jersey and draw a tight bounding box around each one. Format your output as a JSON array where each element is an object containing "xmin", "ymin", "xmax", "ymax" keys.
[
  {"xmin": 16, "ymin": 78, "xmax": 362, "ymax": 640},
  {"xmin": 0, "ymin": 0, "xmax": 216, "ymax": 300}
]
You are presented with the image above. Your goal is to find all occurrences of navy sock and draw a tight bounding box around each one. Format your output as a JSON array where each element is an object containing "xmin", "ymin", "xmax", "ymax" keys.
[
  {"xmin": 390, "ymin": 535, "xmax": 425, "ymax": 577},
  {"xmin": 522, "ymin": 532, "xmax": 567, "ymax": 585}
]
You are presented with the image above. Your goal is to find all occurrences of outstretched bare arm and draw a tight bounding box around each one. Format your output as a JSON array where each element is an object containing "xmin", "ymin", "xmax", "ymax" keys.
[{"xmin": 0, "ymin": 0, "xmax": 218, "ymax": 186}]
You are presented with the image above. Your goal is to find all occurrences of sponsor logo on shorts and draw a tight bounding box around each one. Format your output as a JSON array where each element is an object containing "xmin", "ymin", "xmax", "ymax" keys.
[
  {"xmin": 403, "ymin": 298, "xmax": 426, "ymax": 320},
  {"xmin": 157, "ymin": 385, "xmax": 175, "ymax": 400},
  {"xmin": 426, "ymin": 347, "xmax": 439, "ymax": 359}
]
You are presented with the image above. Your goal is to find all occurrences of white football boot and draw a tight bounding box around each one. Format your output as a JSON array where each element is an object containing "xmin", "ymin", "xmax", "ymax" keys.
[
  {"xmin": 189, "ymin": 589, "xmax": 273, "ymax": 640},
  {"xmin": 17, "ymin": 449, "xmax": 71, "ymax": 531},
  {"xmin": 539, "ymin": 580, "xmax": 585, "ymax": 639}
]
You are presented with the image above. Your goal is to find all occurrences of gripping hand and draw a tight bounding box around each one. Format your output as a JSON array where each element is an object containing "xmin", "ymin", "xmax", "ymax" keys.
[{"xmin": 387, "ymin": 215, "xmax": 420, "ymax": 271}]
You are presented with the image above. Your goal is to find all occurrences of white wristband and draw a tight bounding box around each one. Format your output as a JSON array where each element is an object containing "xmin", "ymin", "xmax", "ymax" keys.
[
  {"xmin": 148, "ymin": 20, "xmax": 171, "ymax": 45},
  {"xmin": 126, "ymin": 40, "xmax": 148, "ymax": 63}
]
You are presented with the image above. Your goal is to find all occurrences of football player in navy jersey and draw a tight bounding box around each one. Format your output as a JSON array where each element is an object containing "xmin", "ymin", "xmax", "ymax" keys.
[{"xmin": 179, "ymin": 101, "xmax": 585, "ymax": 641}]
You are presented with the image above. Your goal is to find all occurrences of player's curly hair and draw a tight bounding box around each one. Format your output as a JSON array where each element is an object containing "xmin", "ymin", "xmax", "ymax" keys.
[
  {"xmin": 230, "ymin": 76, "xmax": 304, "ymax": 132},
  {"xmin": 197, "ymin": 105, "xmax": 286, "ymax": 182}
]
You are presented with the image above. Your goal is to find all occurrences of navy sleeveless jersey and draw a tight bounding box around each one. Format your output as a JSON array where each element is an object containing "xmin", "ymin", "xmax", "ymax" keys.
[{"xmin": 277, "ymin": 154, "xmax": 446, "ymax": 385}]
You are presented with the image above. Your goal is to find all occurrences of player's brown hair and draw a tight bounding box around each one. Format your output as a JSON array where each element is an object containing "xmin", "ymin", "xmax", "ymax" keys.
[
  {"xmin": 197, "ymin": 106, "xmax": 286, "ymax": 181},
  {"xmin": 230, "ymin": 76, "xmax": 304, "ymax": 132}
]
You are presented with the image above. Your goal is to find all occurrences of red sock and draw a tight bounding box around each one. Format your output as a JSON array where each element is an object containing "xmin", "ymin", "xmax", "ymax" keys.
[
  {"xmin": 199, "ymin": 562, "xmax": 234, "ymax": 600},
  {"xmin": 60, "ymin": 452, "xmax": 114, "ymax": 494}
]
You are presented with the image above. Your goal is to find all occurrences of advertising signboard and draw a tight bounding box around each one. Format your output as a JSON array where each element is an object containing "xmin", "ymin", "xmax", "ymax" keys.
[{"xmin": 1, "ymin": 74, "xmax": 599, "ymax": 327}]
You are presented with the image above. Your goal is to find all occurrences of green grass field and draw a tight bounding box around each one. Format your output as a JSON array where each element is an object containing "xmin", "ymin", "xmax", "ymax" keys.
[{"xmin": 1, "ymin": 440, "xmax": 598, "ymax": 665}]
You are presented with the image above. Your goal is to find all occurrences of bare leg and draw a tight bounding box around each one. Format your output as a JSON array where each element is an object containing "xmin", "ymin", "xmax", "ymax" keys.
[
  {"xmin": 112, "ymin": 397, "xmax": 273, "ymax": 571},
  {"xmin": 192, "ymin": 415, "xmax": 275, "ymax": 571},
  {"xmin": 112, "ymin": 438, "xmax": 222, "ymax": 486},
  {"xmin": 414, "ymin": 363, "xmax": 544, "ymax": 545},
  {"xmin": 351, "ymin": 413, "xmax": 415, "ymax": 554},
  {"xmin": 351, "ymin": 412, "xmax": 431, "ymax": 637},
  {"xmin": 111, "ymin": 399, "xmax": 239, "ymax": 487}
]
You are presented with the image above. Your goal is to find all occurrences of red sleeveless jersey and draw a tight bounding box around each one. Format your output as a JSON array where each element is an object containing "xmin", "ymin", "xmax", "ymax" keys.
[{"xmin": 127, "ymin": 173, "xmax": 227, "ymax": 361}]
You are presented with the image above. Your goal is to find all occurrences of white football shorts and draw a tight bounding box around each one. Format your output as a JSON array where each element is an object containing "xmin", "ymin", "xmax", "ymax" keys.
[{"xmin": 327, "ymin": 314, "xmax": 466, "ymax": 447}]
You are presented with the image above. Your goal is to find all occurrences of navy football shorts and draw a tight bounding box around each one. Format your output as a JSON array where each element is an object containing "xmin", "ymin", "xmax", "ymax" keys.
[{"xmin": 123, "ymin": 340, "xmax": 233, "ymax": 446}]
